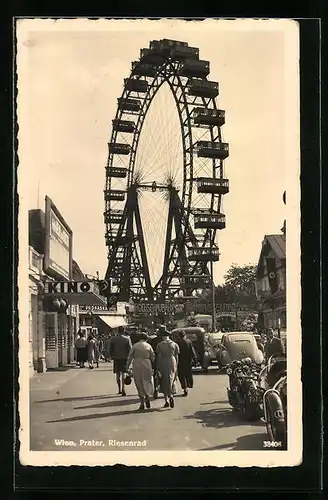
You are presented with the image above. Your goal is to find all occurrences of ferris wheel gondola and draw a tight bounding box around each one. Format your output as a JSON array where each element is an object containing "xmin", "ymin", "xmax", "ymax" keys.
[{"xmin": 103, "ymin": 39, "xmax": 230, "ymax": 302}]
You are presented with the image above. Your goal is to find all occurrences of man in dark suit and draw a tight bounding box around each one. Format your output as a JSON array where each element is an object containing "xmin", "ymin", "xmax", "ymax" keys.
[
  {"xmin": 175, "ymin": 330, "xmax": 197, "ymax": 396},
  {"xmin": 265, "ymin": 328, "xmax": 285, "ymax": 360},
  {"xmin": 109, "ymin": 326, "xmax": 132, "ymax": 396}
]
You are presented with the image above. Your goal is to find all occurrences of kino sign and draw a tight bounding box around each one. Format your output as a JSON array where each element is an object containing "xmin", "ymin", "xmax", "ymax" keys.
[{"xmin": 44, "ymin": 281, "xmax": 96, "ymax": 294}]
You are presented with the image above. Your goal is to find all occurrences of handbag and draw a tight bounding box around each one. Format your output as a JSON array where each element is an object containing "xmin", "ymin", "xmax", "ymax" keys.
[{"xmin": 124, "ymin": 369, "xmax": 133, "ymax": 385}]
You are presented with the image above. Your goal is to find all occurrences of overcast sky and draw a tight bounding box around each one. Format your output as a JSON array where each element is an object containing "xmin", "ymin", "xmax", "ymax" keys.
[{"xmin": 18, "ymin": 19, "xmax": 298, "ymax": 285}]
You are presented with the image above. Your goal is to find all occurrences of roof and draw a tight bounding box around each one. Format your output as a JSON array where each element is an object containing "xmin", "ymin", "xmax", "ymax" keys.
[
  {"xmin": 265, "ymin": 234, "xmax": 286, "ymax": 260},
  {"xmin": 224, "ymin": 331, "xmax": 252, "ymax": 337},
  {"xmin": 256, "ymin": 234, "xmax": 286, "ymax": 278},
  {"xmin": 72, "ymin": 260, "xmax": 86, "ymax": 280}
]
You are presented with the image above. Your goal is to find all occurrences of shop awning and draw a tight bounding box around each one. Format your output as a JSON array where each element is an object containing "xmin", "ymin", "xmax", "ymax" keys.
[
  {"xmin": 58, "ymin": 293, "xmax": 106, "ymax": 306},
  {"xmin": 98, "ymin": 315, "xmax": 127, "ymax": 328}
]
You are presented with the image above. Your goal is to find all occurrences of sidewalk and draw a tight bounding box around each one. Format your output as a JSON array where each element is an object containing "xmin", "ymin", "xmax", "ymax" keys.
[{"xmin": 30, "ymin": 363, "xmax": 84, "ymax": 392}]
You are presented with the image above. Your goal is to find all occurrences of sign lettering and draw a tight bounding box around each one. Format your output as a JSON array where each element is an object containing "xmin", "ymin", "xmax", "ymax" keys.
[
  {"xmin": 68, "ymin": 282, "xmax": 78, "ymax": 293},
  {"xmin": 185, "ymin": 303, "xmax": 252, "ymax": 314},
  {"xmin": 80, "ymin": 304, "xmax": 113, "ymax": 312},
  {"xmin": 134, "ymin": 302, "xmax": 184, "ymax": 315},
  {"xmin": 80, "ymin": 282, "xmax": 91, "ymax": 292},
  {"xmin": 44, "ymin": 198, "xmax": 72, "ymax": 280},
  {"xmin": 44, "ymin": 281, "xmax": 94, "ymax": 295},
  {"xmin": 132, "ymin": 301, "xmax": 255, "ymax": 317}
]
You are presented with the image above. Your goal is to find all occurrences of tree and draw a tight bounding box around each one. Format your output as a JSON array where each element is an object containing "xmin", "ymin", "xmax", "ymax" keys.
[
  {"xmin": 224, "ymin": 263, "xmax": 257, "ymax": 295},
  {"xmin": 192, "ymin": 263, "xmax": 258, "ymax": 311}
]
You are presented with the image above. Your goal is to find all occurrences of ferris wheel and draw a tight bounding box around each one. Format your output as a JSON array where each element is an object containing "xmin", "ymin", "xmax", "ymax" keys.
[{"xmin": 104, "ymin": 39, "xmax": 229, "ymax": 302}]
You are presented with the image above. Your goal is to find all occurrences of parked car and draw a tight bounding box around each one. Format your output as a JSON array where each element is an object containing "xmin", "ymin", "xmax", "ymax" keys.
[
  {"xmin": 217, "ymin": 331, "xmax": 264, "ymax": 368},
  {"xmin": 205, "ymin": 331, "xmax": 224, "ymax": 364}
]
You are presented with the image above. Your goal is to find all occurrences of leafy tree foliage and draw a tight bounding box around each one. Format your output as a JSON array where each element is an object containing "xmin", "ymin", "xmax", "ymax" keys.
[
  {"xmin": 223, "ymin": 263, "xmax": 257, "ymax": 294},
  {"xmin": 196, "ymin": 263, "xmax": 257, "ymax": 308}
]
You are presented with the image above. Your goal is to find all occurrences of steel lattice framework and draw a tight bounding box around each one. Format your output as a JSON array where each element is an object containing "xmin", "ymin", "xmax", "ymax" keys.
[{"xmin": 104, "ymin": 39, "xmax": 229, "ymax": 302}]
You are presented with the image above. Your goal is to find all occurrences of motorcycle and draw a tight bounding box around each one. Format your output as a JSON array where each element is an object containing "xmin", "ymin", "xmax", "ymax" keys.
[
  {"xmin": 262, "ymin": 356, "xmax": 287, "ymax": 449},
  {"xmin": 226, "ymin": 358, "xmax": 265, "ymax": 421},
  {"xmin": 259, "ymin": 354, "xmax": 287, "ymax": 391}
]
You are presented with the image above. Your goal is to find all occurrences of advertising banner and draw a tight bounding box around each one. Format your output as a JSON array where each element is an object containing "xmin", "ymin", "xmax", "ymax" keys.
[
  {"xmin": 44, "ymin": 196, "xmax": 72, "ymax": 280},
  {"xmin": 134, "ymin": 302, "xmax": 184, "ymax": 315}
]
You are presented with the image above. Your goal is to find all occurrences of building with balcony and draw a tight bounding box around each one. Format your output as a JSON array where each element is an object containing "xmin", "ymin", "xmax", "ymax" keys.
[{"xmin": 255, "ymin": 234, "xmax": 286, "ymax": 330}]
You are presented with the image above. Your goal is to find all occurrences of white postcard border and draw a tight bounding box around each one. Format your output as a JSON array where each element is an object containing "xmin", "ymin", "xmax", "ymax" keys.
[{"xmin": 17, "ymin": 17, "xmax": 302, "ymax": 468}]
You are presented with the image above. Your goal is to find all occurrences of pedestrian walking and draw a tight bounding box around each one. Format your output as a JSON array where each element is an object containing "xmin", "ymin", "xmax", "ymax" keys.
[
  {"xmin": 75, "ymin": 330, "xmax": 87, "ymax": 368},
  {"xmin": 156, "ymin": 330, "xmax": 179, "ymax": 408},
  {"xmin": 87, "ymin": 333, "xmax": 97, "ymax": 369},
  {"xmin": 264, "ymin": 328, "xmax": 285, "ymax": 361},
  {"xmin": 148, "ymin": 328, "xmax": 163, "ymax": 399},
  {"xmin": 126, "ymin": 332, "xmax": 155, "ymax": 411},
  {"xmin": 104, "ymin": 334, "xmax": 112, "ymax": 362},
  {"xmin": 109, "ymin": 326, "xmax": 132, "ymax": 396},
  {"xmin": 175, "ymin": 329, "xmax": 197, "ymax": 396},
  {"xmin": 94, "ymin": 335, "xmax": 100, "ymax": 367}
]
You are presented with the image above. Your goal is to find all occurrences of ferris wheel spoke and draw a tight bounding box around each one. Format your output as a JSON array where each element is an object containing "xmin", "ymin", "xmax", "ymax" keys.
[
  {"xmin": 135, "ymin": 88, "xmax": 178, "ymax": 180},
  {"xmin": 141, "ymin": 89, "xmax": 183, "ymax": 176}
]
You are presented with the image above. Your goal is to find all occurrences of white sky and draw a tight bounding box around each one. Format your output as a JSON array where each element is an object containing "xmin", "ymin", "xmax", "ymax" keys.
[{"xmin": 18, "ymin": 19, "xmax": 292, "ymax": 285}]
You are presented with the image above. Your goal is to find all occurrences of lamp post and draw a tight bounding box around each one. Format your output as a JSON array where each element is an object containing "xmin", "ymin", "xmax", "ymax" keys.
[
  {"xmin": 235, "ymin": 284, "xmax": 241, "ymax": 329},
  {"xmin": 86, "ymin": 311, "xmax": 94, "ymax": 334},
  {"xmin": 53, "ymin": 297, "xmax": 68, "ymax": 366},
  {"xmin": 210, "ymin": 260, "xmax": 216, "ymax": 332},
  {"xmin": 277, "ymin": 317, "xmax": 281, "ymax": 339}
]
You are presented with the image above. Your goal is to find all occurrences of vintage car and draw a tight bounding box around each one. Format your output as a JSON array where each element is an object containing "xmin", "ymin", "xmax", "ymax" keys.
[
  {"xmin": 217, "ymin": 331, "xmax": 264, "ymax": 368},
  {"xmin": 171, "ymin": 327, "xmax": 211, "ymax": 372},
  {"xmin": 204, "ymin": 331, "xmax": 224, "ymax": 363}
]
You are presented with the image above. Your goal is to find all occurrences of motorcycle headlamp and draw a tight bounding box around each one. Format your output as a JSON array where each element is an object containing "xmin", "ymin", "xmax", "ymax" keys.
[{"xmin": 226, "ymin": 367, "xmax": 233, "ymax": 375}]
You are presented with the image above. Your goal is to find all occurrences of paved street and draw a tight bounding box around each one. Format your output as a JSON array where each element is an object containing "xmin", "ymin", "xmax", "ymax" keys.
[{"xmin": 30, "ymin": 362, "xmax": 267, "ymax": 452}]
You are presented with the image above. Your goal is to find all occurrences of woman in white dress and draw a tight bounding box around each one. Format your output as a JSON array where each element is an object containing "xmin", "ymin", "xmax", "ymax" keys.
[
  {"xmin": 156, "ymin": 332, "xmax": 180, "ymax": 408},
  {"xmin": 126, "ymin": 332, "xmax": 155, "ymax": 410}
]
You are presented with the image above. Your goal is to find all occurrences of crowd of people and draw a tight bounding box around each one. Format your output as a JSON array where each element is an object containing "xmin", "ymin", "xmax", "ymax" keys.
[
  {"xmin": 74, "ymin": 330, "xmax": 108, "ymax": 369},
  {"xmin": 108, "ymin": 325, "xmax": 197, "ymax": 411},
  {"xmin": 74, "ymin": 324, "xmax": 285, "ymax": 412},
  {"xmin": 75, "ymin": 325, "xmax": 198, "ymax": 411}
]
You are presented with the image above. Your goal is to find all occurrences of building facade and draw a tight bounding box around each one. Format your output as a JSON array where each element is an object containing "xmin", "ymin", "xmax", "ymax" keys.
[
  {"xmin": 28, "ymin": 196, "xmax": 122, "ymax": 374},
  {"xmin": 28, "ymin": 197, "xmax": 100, "ymax": 373},
  {"xmin": 255, "ymin": 234, "xmax": 286, "ymax": 330},
  {"xmin": 28, "ymin": 246, "xmax": 46, "ymax": 376}
]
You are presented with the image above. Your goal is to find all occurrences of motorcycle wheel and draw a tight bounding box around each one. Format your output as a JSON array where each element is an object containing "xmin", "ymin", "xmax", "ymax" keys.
[{"xmin": 266, "ymin": 406, "xmax": 287, "ymax": 449}]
